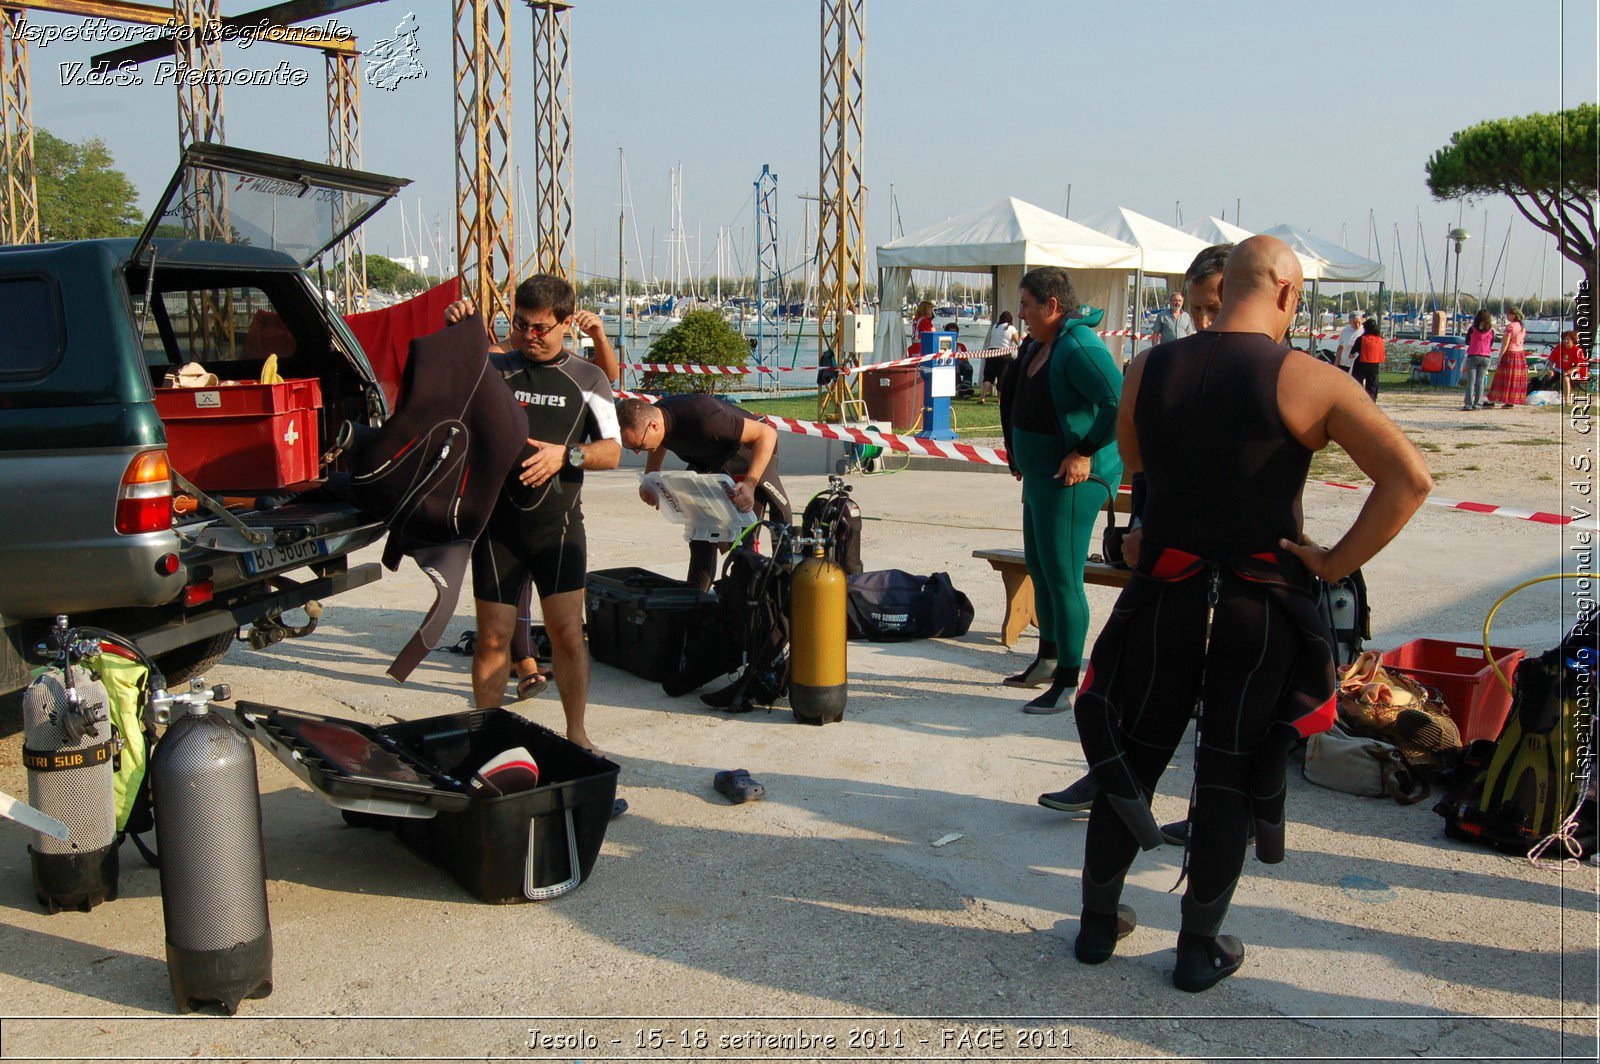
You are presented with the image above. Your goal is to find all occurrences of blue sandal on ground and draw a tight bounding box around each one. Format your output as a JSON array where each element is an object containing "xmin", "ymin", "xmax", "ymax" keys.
[{"xmin": 714, "ymin": 769, "xmax": 766, "ymax": 804}]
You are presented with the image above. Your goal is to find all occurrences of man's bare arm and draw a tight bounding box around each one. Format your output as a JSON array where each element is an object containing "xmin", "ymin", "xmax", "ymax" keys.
[{"xmin": 1278, "ymin": 354, "xmax": 1432, "ymax": 580}]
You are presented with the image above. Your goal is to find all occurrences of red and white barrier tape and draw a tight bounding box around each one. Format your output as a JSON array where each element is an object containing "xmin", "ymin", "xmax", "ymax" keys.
[
  {"xmin": 844, "ymin": 345, "xmax": 1017, "ymax": 374},
  {"xmin": 1312, "ymin": 480, "xmax": 1589, "ymax": 528},
  {"xmin": 623, "ymin": 362, "xmax": 776, "ymax": 376},
  {"xmin": 760, "ymin": 415, "xmax": 1011, "ymax": 467}
]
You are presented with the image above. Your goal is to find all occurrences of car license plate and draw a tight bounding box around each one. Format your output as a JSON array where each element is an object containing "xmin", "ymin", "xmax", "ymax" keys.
[{"xmin": 244, "ymin": 539, "xmax": 329, "ymax": 575}]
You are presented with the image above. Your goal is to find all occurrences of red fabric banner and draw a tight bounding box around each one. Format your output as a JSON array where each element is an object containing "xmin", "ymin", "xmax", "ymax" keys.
[{"xmin": 343, "ymin": 277, "xmax": 462, "ymax": 407}]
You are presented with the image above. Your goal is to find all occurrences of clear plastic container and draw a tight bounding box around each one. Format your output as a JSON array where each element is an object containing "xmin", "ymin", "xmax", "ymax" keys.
[{"xmin": 642, "ymin": 471, "xmax": 757, "ymax": 543}]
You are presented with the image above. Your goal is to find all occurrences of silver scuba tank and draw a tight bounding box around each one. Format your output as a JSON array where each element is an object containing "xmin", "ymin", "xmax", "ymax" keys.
[
  {"xmin": 22, "ymin": 618, "xmax": 119, "ymax": 912},
  {"xmin": 149, "ymin": 678, "xmax": 273, "ymax": 1014}
]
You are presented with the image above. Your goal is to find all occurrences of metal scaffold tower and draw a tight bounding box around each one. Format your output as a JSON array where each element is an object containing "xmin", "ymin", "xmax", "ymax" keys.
[
  {"xmin": 753, "ymin": 164, "xmax": 782, "ymax": 386},
  {"xmin": 527, "ymin": 0, "xmax": 572, "ymax": 279},
  {"xmin": 816, "ymin": 0, "xmax": 865, "ymax": 421},
  {"xmin": 0, "ymin": 8, "xmax": 36, "ymax": 245},
  {"xmin": 453, "ymin": 0, "xmax": 517, "ymax": 328},
  {"xmin": 326, "ymin": 47, "xmax": 364, "ymax": 309}
]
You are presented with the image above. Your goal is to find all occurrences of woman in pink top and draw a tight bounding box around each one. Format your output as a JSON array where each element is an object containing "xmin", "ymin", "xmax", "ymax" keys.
[
  {"xmin": 1486, "ymin": 306, "xmax": 1528, "ymax": 408},
  {"xmin": 1462, "ymin": 309, "xmax": 1495, "ymax": 410}
]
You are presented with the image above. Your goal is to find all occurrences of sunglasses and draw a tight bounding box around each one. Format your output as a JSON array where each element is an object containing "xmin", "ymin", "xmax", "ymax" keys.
[{"xmin": 510, "ymin": 315, "xmax": 563, "ymax": 338}]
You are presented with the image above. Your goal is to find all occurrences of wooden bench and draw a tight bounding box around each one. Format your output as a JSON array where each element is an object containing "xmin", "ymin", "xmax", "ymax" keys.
[{"xmin": 972, "ymin": 547, "xmax": 1132, "ymax": 647}]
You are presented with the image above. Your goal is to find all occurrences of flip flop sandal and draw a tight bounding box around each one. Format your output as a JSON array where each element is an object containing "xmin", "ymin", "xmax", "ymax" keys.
[
  {"xmin": 515, "ymin": 672, "xmax": 550, "ymax": 701},
  {"xmin": 713, "ymin": 769, "xmax": 766, "ymax": 804}
]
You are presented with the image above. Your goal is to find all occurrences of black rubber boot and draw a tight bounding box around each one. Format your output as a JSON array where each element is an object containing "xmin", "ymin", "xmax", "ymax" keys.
[
  {"xmin": 1004, "ymin": 650, "xmax": 1058, "ymax": 689},
  {"xmin": 1023, "ymin": 670, "xmax": 1077, "ymax": 714},
  {"xmin": 1075, "ymin": 866, "xmax": 1135, "ymax": 964},
  {"xmin": 1172, "ymin": 932, "xmax": 1245, "ymax": 992},
  {"xmin": 1075, "ymin": 905, "xmax": 1137, "ymax": 965}
]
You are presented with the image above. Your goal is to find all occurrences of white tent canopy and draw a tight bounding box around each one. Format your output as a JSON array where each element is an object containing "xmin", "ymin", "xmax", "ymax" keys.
[
  {"xmin": 1078, "ymin": 206, "xmax": 1212, "ymax": 278},
  {"xmin": 874, "ymin": 197, "xmax": 1140, "ymax": 362},
  {"xmin": 1259, "ymin": 224, "xmax": 1385, "ymax": 283},
  {"xmin": 1182, "ymin": 216, "xmax": 1322, "ymax": 278},
  {"xmin": 1182, "ymin": 215, "xmax": 1256, "ymax": 246}
]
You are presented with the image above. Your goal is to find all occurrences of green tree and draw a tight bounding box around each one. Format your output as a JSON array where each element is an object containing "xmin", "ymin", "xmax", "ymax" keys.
[
  {"xmin": 641, "ymin": 308, "xmax": 750, "ymax": 395},
  {"xmin": 34, "ymin": 128, "xmax": 140, "ymax": 240},
  {"xmin": 1426, "ymin": 105, "xmax": 1598, "ymax": 305},
  {"xmin": 360, "ymin": 253, "xmax": 426, "ymax": 293}
]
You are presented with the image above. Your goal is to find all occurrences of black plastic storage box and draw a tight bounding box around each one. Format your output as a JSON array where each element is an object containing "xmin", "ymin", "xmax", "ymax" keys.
[
  {"xmin": 234, "ymin": 704, "xmax": 618, "ymax": 904},
  {"xmin": 586, "ymin": 567, "xmax": 720, "ymax": 682},
  {"xmin": 381, "ymin": 710, "xmax": 619, "ymax": 903}
]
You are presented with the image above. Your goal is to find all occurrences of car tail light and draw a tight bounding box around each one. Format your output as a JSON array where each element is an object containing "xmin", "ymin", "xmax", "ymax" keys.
[
  {"xmin": 155, "ymin": 553, "xmax": 180, "ymax": 576},
  {"xmin": 116, "ymin": 450, "xmax": 173, "ymax": 535},
  {"xmin": 182, "ymin": 580, "xmax": 213, "ymax": 607}
]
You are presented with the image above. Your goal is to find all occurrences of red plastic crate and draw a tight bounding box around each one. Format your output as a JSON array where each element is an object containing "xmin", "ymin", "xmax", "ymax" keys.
[
  {"xmin": 155, "ymin": 379, "xmax": 323, "ymax": 491},
  {"xmin": 1379, "ymin": 639, "xmax": 1525, "ymax": 745}
]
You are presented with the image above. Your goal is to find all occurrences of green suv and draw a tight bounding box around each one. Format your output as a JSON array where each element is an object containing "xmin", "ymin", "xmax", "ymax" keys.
[{"xmin": 0, "ymin": 144, "xmax": 408, "ymax": 697}]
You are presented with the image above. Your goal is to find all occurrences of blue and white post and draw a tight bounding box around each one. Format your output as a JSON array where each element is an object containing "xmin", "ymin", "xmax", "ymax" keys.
[{"xmin": 917, "ymin": 329, "xmax": 959, "ymax": 441}]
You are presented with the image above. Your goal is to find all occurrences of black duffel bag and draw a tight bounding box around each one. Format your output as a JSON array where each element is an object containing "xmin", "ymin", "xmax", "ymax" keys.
[{"xmin": 845, "ymin": 570, "xmax": 975, "ymax": 642}]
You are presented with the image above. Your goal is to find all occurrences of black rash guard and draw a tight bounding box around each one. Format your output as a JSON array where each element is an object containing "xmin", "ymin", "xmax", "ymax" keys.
[
  {"xmin": 491, "ymin": 349, "xmax": 620, "ymax": 513},
  {"xmin": 655, "ymin": 393, "xmax": 762, "ymax": 472}
]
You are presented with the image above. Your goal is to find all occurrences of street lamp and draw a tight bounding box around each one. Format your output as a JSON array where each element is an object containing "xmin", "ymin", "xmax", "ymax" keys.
[{"xmin": 1448, "ymin": 227, "xmax": 1470, "ymax": 328}]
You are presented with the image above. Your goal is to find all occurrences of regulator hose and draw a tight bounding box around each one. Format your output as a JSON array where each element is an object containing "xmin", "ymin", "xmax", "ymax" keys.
[{"xmin": 1482, "ymin": 573, "xmax": 1591, "ymax": 693}]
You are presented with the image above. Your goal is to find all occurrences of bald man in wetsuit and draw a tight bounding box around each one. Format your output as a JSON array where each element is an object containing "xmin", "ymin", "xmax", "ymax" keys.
[{"xmin": 1068, "ymin": 235, "xmax": 1431, "ymax": 991}]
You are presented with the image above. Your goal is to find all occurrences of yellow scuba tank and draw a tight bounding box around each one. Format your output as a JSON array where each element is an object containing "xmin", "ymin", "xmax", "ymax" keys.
[{"xmin": 789, "ymin": 543, "xmax": 847, "ymax": 724}]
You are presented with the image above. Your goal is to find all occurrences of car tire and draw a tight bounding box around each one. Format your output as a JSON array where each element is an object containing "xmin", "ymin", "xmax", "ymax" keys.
[{"xmin": 153, "ymin": 630, "xmax": 236, "ymax": 687}]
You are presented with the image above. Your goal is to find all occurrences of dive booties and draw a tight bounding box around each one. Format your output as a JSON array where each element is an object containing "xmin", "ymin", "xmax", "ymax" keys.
[
  {"xmin": 1004, "ymin": 655, "xmax": 1057, "ymax": 689},
  {"xmin": 1172, "ymin": 933, "xmax": 1245, "ymax": 993},
  {"xmin": 1023, "ymin": 669, "xmax": 1077, "ymax": 714},
  {"xmin": 1074, "ymin": 905, "xmax": 1137, "ymax": 965}
]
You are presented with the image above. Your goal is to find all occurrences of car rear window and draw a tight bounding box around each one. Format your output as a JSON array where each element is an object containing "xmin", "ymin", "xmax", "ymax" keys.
[
  {"xmin": 0, "ymin": 276, "xmax": 65, "ymax": 380},
  {"xmin": 142, "ymin": 285, "xmax": 299, "ymax": 368}
]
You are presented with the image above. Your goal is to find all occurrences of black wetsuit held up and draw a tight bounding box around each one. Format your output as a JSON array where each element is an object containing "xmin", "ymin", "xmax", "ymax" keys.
[{"xmin": 1074, "ymin": 332, "xmax": 1337, "ymax": 948}]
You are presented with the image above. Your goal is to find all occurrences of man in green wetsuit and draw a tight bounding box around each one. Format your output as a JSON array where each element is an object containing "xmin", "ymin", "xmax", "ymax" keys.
[{"xmin": 998, "ymin": 267, "xmax": 1123, "ymax": 713}]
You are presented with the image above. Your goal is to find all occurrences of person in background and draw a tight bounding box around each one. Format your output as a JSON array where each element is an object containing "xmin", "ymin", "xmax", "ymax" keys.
[
  {"xmin": 1179, "ymin": 244, "xmax": 1231, "ymax": 331},
  {"xmin": 1335, "ymin": 311, "xmax": 1363, "ymax": 373},
  {"xmin": 910, "ymin": 300, "xmax": 936, "ymax": 353},
  {"xmin": 1463, "ymin": 310, "xmax": 1496, "ymax": 411},
  {"xmin": 1544, "ymin": 329, "xmax": 1590, "ymax": 404},
  {"xmin": 997, "ymin": 267, "xmax": 1122, "ymax": 714},
  {"xmin": 1486, "ymin": 306, "xmax": 1529, "ymax": 409},
  {"xmin": 1350, "ymin": 318, "xmax": 1384, "ymax": 401},
  {"xmin": 1150, "ymin": 292, "xmax": 1195, "ymax": 348},
  {"xmin": 981, "ymin": 310, "xmax": 1020, "ymax": 403},
  {"xmin": 1070, "ymin": 235, "xmax": 1430, "ymax": 992}
]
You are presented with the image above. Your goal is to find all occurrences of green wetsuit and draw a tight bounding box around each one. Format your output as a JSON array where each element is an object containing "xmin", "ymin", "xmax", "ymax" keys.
[{"xmin": 1004, "ymin": 307, "xmax": 1123, "ymax": 676}]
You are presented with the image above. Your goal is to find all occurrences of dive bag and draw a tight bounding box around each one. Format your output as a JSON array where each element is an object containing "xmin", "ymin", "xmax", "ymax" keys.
[
  {"xmin": 845, "ymin": 570, "xmax": 974, "ymax": 642},
  {"xmin": 1437, "ymin": 614, "xmax": 1596, "ymax": 858}
]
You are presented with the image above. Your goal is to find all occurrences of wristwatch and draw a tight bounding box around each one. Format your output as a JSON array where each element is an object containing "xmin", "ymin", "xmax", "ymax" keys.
[{"xmin": 567, "ymin": 445, "xmax": 585, "ymax": 468}]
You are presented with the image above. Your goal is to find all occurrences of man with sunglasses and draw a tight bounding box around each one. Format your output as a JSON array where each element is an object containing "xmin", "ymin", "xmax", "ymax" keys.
[{"xmin": 443, "ymin": 276, "xmax": 621, "ymax": 752}]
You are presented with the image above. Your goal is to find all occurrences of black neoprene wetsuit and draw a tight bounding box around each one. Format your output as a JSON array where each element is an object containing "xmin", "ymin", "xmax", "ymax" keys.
[{"xmin": 1074, "ymin": 331, "xmax": 1338, "ymax": 939}]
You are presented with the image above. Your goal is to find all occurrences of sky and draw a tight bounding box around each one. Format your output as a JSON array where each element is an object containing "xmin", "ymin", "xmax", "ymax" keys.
[{"xmin": 18, "ymin": 0, "xmax": 1600, "ymax": 300}]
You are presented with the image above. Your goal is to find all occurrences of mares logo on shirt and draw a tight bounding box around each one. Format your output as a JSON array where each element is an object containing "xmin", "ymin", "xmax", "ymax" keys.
[{"xmin": 515, "ymin": 391, "xmax": 567, "ymax": 407}]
